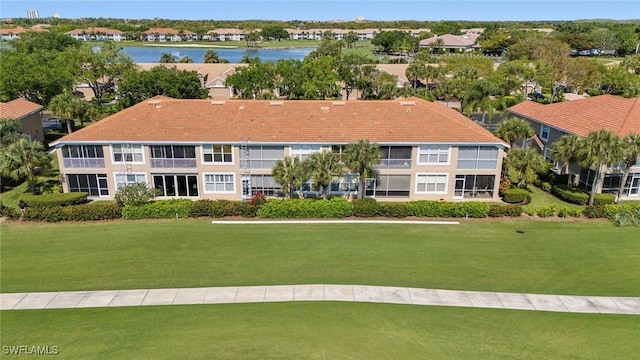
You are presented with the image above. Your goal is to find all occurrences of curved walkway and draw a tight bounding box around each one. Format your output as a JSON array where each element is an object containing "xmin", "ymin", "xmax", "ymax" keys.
[{"xmin": 2, "ymin": 285, "xmax": 639, "ymax": 314}]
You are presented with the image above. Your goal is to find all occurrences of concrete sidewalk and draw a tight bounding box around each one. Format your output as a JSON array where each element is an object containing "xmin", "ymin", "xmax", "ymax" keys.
[{"xmin": 2, "ymin": 285, "xmax": 639, "ymax": 314}]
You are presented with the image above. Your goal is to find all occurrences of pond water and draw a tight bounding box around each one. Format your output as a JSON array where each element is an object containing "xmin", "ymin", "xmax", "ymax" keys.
[{"xmin": 121, "ymin": 46, "xmax": 316, "ymax": 63}]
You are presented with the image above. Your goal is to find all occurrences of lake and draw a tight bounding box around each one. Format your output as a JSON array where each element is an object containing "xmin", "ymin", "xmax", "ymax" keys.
[{"xmin": 121, "ymin": 46, "xmax": 316, "ymax": 63}]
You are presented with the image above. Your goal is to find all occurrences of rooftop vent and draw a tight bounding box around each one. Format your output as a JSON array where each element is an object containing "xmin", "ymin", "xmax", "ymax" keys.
[
  {"xmin": 210, "ymin": 100, "xmax": 225, "ymax": 105},
  {"xmin": 239, "ymin": 104, "xmax": 245, "ymax": 111},
  {"xmin": 147, "ymin": 100, "xmax": 161, "ymax": 108},
  {"xmin": 332, "ymin": 101, "xmax": 346, "ymax": 106},
  {"xmin": 320, "ymin": 106, "xmax": 330, "ymax": 113},
  {"xmin": 270, "ymin": 101, "xmax": 284, "ymax": 106},
  {"xmin": 400, "ymin": 101, "xmax": 415, "ymax": 106}
]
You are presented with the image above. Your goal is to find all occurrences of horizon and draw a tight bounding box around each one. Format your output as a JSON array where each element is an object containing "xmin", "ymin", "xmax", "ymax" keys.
[{"xmin": 1, "ymin": 1, "xmax": 639, "ymax": 22}]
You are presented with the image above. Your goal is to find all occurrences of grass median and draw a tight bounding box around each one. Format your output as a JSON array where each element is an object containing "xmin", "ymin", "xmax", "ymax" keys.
[{"xmin": 1, "ymin": 219, "xmax": 638, "ymax": 295}]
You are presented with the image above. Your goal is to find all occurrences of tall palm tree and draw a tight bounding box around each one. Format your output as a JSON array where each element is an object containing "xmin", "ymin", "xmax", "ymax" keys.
[
  {"xmin": 48, "ymin": 91, "xmax": 84, "ymax": 134},
  {"xmin": 405, "ymin": 60, "xmax": 427, "ymax": 91},
  {"xmin": 159, "ymin": 52, "xmax": 178, "ymax": 63},
  {"xmin": 272, "ymin": 155, "xmax": 308, "ymax": 199},
  {"xmin": 495, "ymin": 117, "xmax": 534, "ymax": 149},
  {"xmin": 551, "ymin": 135, "xmax": 582, "ymax": 184},
  {"xmin": 344, "ymin": 139, "xmax": 382, "ymax": 199},
  {"xmin": 578, "ymin": 129, "xmax": 624, "ymax": 206},
  {"xmin": 617, "ymin": 133, "xmax": 640, "ymax": 202},
  {"xmin": 504, "ymin": 147, "xmax": 550, "ymax": 188},
  {"xmin": 464, "ymin": 79, "xmax": 496, "ymax": 119},
  {"xmin": 306, "ymin": 151, "xmax": 344, "ymax": 199},
  {"xmin": 0, "ymin": 137, "xmax": 50, "ymax": 194},
  {"xmin": 204, "ymin": 49, "xmax": 229, "ymax": 64}
]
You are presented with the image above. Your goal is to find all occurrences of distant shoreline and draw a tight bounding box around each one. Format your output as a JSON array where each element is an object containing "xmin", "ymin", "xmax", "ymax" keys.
[{"xmin": 140, "ymin": 43, "xmax": 317, "ymax": 50}]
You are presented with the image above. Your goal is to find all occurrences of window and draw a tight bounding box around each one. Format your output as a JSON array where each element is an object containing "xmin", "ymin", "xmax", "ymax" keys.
[
  {"xmin": 245, "ymin": 174, "xmax": 281, "ymax": 197},
  {"xmin": 331, "ymin": 145, "xmax": 347, "ymax": 163},
  {"xmin": 202, "ymin": 144, "xmax": 233, "ymax": 164},
  {"xmin": 67, "ymin": 174, "xmax": 109, "ymax": 197},
  {"xmin": 418, "ymin": 145, "xmax": 450, "ymax": 165},
  {"xmin": 329, "ymin": 173, "xmax": 358, "ymax": 193},
  {"xmin": 373, "ymin": 175, "xmax": 410, "ymax": 197},
  {"xmin": 62, "ymin": 145, "xmax": 105, "ymax": 168},
  {"xmin": 115, "ymin": 173, "xmax": 147, "ymax": 189},
  {"xmin": 456, "ymin": 146, "xmax": 498, "ymax": 169},
  {"xmin": 377, "ymin": 146, "xmax": 412, "ymax": 169},
  {"xmin": 153, "ymin": 174, "xmax": 198, "ymax": 197},
  {"xmin": 150, "ymin": 145, "xmax": 196, "ymax": 168},
  {"xmin": 540, "ymin": 125, "xmax": 550, "ymax": 141},
  {"xmin": 240, "ymin": 146, "xmax": 285, "ymax": 170},
  {"xmin": 416, "ymin": 174, "xmax": 448, "ymax": 194},
  {"xmin": 454, "ymin": 175, "xmax": 495, "ymax": 199},
  {"xmin": 112, "ymin": 144, "xmax": 143, "ymax": 163},
  {"xmin": 204, "ymin": 173, "xmax": 235, "ymax": 193},
  {"xmin": 290, "ymin": 145, "xmax": 322, "ymax": 161}
]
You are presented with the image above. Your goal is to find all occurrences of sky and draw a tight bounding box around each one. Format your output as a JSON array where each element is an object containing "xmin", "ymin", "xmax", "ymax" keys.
[{"xmin": 0, "ymin": 0, "xmax": 638, "ymax": 22}]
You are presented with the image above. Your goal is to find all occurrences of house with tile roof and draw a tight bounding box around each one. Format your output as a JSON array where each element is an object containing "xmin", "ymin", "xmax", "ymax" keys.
[
  {"xmin": 507, "ymin": 95, "xmax": 640, "ymax": 199},
  {"xmin": 49, "ymin": 97, "xmax": 507, "ymax": 201},
  {"xmin": 143, "ymin": 28, "xmax": 198, "ymax": 42},
  {"xmin": 419, "ymin": 33, "xmax": 480, "ymax": 53},
  {"xmin": 0, "ymin": 25, "xmax": 47, "ymax": 41},
  {"xmin": 0, "ymin": 98, "xmax": 45, "ymax": 142},
  {"xmin": 65, "ymin": 27, "xmax": 125, "ymax": 42}
]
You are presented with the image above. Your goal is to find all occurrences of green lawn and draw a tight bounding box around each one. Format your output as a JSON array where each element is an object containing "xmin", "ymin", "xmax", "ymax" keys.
[
  {"xmin": 1, "ymin": 220, "xmax": 638, "ymax": 295},
  {"xmin": 522, "ymin": 185, "xmax": 582, "ymax": 211},
  {"xmin": 1, "ymin": 303, "xmax": 637, "ymax": 359}
]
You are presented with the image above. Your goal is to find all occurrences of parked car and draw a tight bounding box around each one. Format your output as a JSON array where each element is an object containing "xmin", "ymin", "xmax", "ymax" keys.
[
  {"xmin": 41, "ymin": 117, "xmax": 63, "ymax": 132},
  {"xmin": 527, "ymin": 92, "xmax": 546, "ymax": 100}
]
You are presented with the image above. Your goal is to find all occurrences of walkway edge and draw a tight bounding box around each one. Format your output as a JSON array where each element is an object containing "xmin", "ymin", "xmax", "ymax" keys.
[{"xmin": 211, "ymin": 220, "xmax": 460, "ymax": 225}]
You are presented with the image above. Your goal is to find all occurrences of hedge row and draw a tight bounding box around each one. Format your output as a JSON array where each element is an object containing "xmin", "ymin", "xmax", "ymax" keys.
[
  {"xmin": 551, "ymin": 185, "xmax": 615, "ymax": 205},
  {"xmin": 21, "ymin": 192, "xmax": 89, "ymax": 207},
  {"xmin": 257, "ymin": 198, "xmax": 353, "ymax": 218},
  {"xmin": 503, "ymin": 188, "xmax": 529, "ymax": 203},
  {"xmin": 353, "ymin": 199, "xmax": 492, "ymax": 218},
  {"xmin": 189, "ymin": 199, "xmax": 257, "ymax": 218},
  {"xmin": 122, "ymin": 199, "xmax": 193, "ymax": 220},
  {"xmin": 22, "ymin": 203, "xmax": 122, "ymax": 222}
]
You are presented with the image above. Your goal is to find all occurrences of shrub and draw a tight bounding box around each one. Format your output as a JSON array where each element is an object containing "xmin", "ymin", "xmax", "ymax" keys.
[
  {"xmin": 250, "ymin": 192, "xmax": 267, "ymax": 208},
  {"xmin": 604, "ymin": 203, "xmax": 640, "ymax": 219},
  {"xmin": 122, "ymin": 199, "xmax": 192, "ymax": 220},
  {"xmin": 0, "ymin": 204, "xmax": 19, "ymax": 219},
  {"xmin": 557, "ymin": 206, "xmax": 582, "ymax": 218},
  {"xmin": 503, "ymin": 188, "xmax": 529, "ymax": 203},
  {"xmin": 583, "ymin": 205, "xmax": 606, "ymax": 218},
  {"xmin": 352, "ymin": 198, "xmax": 379, "ymax": 217},
  {"xmin": 541, "ymin": 182, "xmax": 552, "ymax": 192},
  {"xmin": 611, "ymin": 207, "xmax": 640, "ymax": 227},
  {"xmin": 378, "ymin": 202, "xmax": 409, "ymax": 218},
  {"xmin": 457, "ymin": 202, "xmax": 491, "ymax": 218},
  {"xmin": 488, "ymin": 204, "xmax": 523, "ymax": 217},
  {"xmin": 257, "ymin": 198, "xmax": 353, "ymax": 218},
  {"xmin": 233, "ymin": 201, "xmax": 258, "ymax": 218},
  {"xmin": 536, "ymin": 205, "xmax": 558, "ymax": 218},
  {"xmin": 22, "ymin": 203, "xmax": 122, "ymax": 222},
  {"xmin": 524, "ymin": 208, "xmax": 537, "ymax": 216},
  {"xmin": 405, "ymin": 201, "xmax": 489, "ymax": 218},
  {"xmin": 189, "ymin": 199, "xmax": 256, "ymax": 218},
  {"xmin": 20, "ymin": 192, "xmax": 88, "ymax": 207},
  {"xmin": 593, "ymin": 193, "xmax": 616, "ymax": 205},
  {"xmin": 551, "ymin": 185, "xmax": 588, "ymax": 205},
  {"xmin": 498, "ymin": 178, "xmax": 511, "ymax": 195},
  {"xmin": 114, "ymin": 183, "xmax": 158, "ymax": 207}
]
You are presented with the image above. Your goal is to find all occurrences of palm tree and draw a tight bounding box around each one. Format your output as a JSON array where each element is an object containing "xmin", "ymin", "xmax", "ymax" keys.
[
  {"xmin": 550, "ymin": 135, "xmax": 582, "ymax": 184},
  {"xmin": 617, "ymin": 133, "xmax": 640, "ymax": 202},
  {"xmin": 578, "ymin": 129, "xmax": 624, "ymax": 206},
  {"xmin": 0, "ymin": 137, "xmax": 50, "ymax": 194},
  {"xmin": 179, "ymin": 55, "xmax": 193, "ymax": 63},
  {"xmin": 0, "ymin": 118, "xmax": 21, "ymax": 146},
  {"xmin": 159, "ymin": 52, "xmax": 178, "ymax": 63},
  {"xmin": 464, "ymin": 79, "xmax": 497, "ymax": 119},
  {"xmin": 272, "ymin": 155, "xmax": 308, "ymax": 199},
  {"xmin": 48, "ymin": 91, "xmax": 84, "ymax": 134},
  {"xmin": 204, "ymin": 49, "xmax": 229, "ymax": 64},
  {"xmin": 306, "ymin": 151, "xmax": 344, "ymax": 199},
  {"xmin": 405, "ymin": 60, "xmax": 427, "ymax": 91},
  {"xmin": 344, "ymin": 139, "xmax": 382, "ymax": 199},
  {"xmin": 504, "ymin": 148, "xmax": 550, "ymax": 188},
  {"xmin": 495, "ymin": 117, "xmax": 534, "ymax": 149}
]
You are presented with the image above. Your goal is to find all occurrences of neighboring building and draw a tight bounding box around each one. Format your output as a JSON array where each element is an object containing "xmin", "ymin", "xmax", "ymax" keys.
[
  {"xmin": 50, "ymin": 97, "xmax": 507, "ymax": 202},
  {"xmin": 27, "ymin": 9, "xmax": 39, "ymax": 19},
  {"xmin": 0, "ymin": 98, "xmax": 45, "ymax": 142},
  {"xmin": 508, "ymin": 95, "xmax": 640, "ymax": 199},
  {"xmin": 136, "ymin": 63, "xmax": 247, "ymax": 99},
  {"xmin": 142, "ymin": 28, "xmax": 198, "ymax": 42},
  {"xmin": 204, "ymin": 28, "xmax": 247, "ymax": 42},
  {"xmin": 419, "ymin": 33, "xmax": 480, "ymax": 53},
  {"xmin": 66, "ymin": 27, "xmax": 125, "ymax": 41},
  {"xmin": 0, "ymin": 25, "xmax": 47, "ymax": 41}
]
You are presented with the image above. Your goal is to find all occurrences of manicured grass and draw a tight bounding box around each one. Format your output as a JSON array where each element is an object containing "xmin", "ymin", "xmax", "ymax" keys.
[
  {"xmin": 0, "ymin": 182, "xmax": 31, "ymax": 209},
  {"xmin": 522, "ymin": 185, "xmax": 582, "ymax": 211},
  {"xmin": 1, "ymin": 303, "xmax": 637, "ymax": 359},
  {"xmin": 1, "ymin": 220, "xmax": 638, "ymax": 295}
]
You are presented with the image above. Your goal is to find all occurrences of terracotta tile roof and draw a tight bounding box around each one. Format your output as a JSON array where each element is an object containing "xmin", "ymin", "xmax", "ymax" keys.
[
  {"xmin": 51, "ymin": 97, "xmax": 506, "ymax": 146},
  {"xmin": 419, "ymin": 33, "xmax": 479, "ymax": 47},
  {"xmin": 0, "ymin": 98, "xmax": 43, "ymax": 119},
  {"xmin": 144, "ymin": 28, "xmax": 196, "ymax": 35},
  {"xmin": 136, "ymin": 63, "xmax": 247, "ymax": 85},
  {"xmin": 507, "ymin": 95, "xmax": 640, "ymax": 138},
  {"xmin": 66, "ymin": 27, "xmax": 124, "ymax": 35}
]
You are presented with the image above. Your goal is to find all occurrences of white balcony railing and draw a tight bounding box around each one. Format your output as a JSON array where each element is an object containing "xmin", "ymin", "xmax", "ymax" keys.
[
  {"xmin": 63, "ymin": 158, "xmax": 106, "ymax": 168},
  {"xmin": 151, "ymin": 158, "xmax": 197, "ymax": 168}
]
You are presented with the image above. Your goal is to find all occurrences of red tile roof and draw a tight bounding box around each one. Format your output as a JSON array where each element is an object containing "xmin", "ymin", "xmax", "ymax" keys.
[
  {"xmin": 51, "ymin": 97, "xmax": 506, "ymax": 146},
  {"xmin": 144, "ymin": 28, "xmax": 196, "ymax": 35},
  {"xmin": 508, "ymin": 95, "xmax": 640, "ymax": 138},
  {"xmin": 66, "ymin": 27, "xmax": 124, "ymax": 35},
  {"xmin": 419, "ymin": 33, "xmax": 479, "ymax": 47},
  {"xmin": 0, "ymin": 98, "xmax": 43, "ymax": 119}
]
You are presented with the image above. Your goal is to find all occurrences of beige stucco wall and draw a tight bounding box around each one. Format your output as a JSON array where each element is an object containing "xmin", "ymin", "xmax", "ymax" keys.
[
  {"xmin": 20, "ymin": 112, "xmax": 44, "ymax": 142},
  {"xmin": 57, "ymin": 143, "xmax": 504, "ymax": 202}
]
